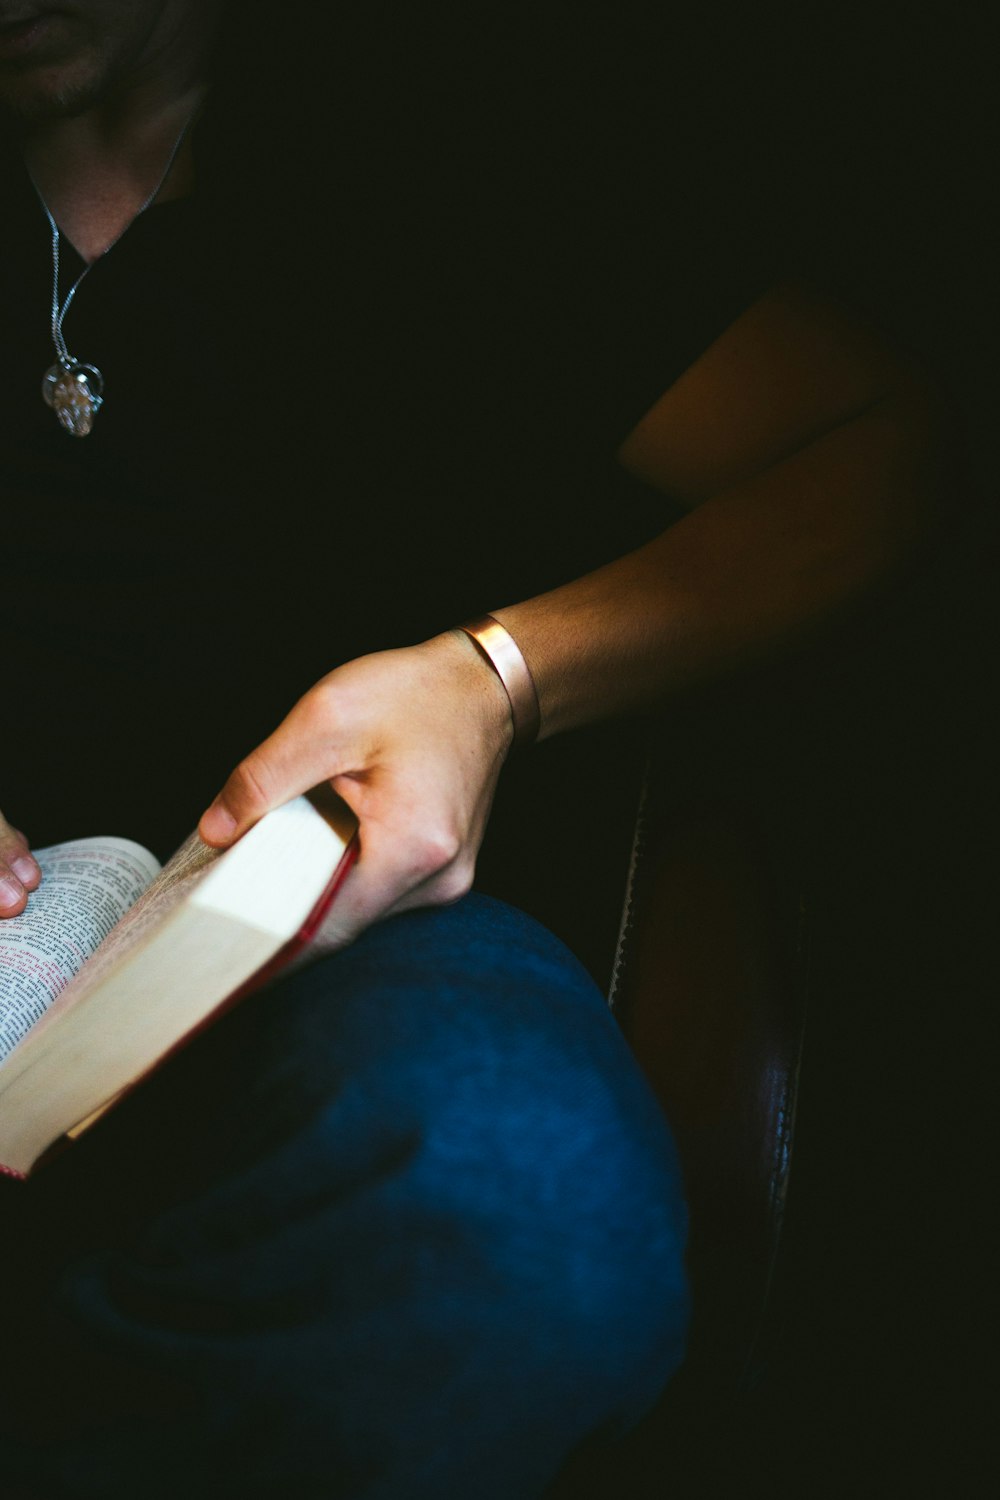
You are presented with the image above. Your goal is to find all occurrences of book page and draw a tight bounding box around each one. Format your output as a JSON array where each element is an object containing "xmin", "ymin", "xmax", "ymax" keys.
[
  {"xmin": 6, "ymin": 803, "xmax": 355, "ymax": 1070},
  {"xmin": 0, "ymin": 838, "xmax": 161, "ymax": 1063},
  {"xmin": 37, "ymin": 832, "xmax": 220, "ymax": 1026}
]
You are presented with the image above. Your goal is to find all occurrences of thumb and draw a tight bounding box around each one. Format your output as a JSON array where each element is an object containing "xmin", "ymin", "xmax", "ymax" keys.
[
  {"xmin": 0, "ymin": 809, "xmax": 42, "ymax": 915},
  {"xmin": 198, "ymin": 704, "xmax": 342, "ymax": 848}
]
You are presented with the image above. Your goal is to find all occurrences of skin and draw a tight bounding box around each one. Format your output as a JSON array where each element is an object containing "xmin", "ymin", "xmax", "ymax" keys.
[
  {"xmin": 0, "ymin": 6, "xmax": 942, "ymax": 935},
  {"xmin": 0, "ymin": 0, "xmax": 216, "ymax": 119},
  {"xmin": 191, "ymin": 284, "xmax": 938, "ymax": 952},
  {"xmin": 0, "ymin": 0, "xmax": 222, "ymax": 258}
]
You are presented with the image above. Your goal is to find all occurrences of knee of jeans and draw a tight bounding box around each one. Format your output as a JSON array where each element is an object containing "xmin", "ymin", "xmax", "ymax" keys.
[
  {"xmin": 262, "ymin": 941, "xmax": 691, "ymax": 1427},
  {"xmin": 117, "ymin": 899, "xmax": 689, "ymax": 1424},
  {"xmin": 276, "ymin": 902, "xmax": 690, "ymax": 1395},
  {"xmin": 395, "ymin": 1013, "xmax": 691, "ymax": 1429}
]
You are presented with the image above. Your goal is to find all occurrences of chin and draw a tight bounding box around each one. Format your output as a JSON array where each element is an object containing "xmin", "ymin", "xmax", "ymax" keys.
[{"xmin": 0, "ymin": 58, "xmax": 108, "ymax": 121}]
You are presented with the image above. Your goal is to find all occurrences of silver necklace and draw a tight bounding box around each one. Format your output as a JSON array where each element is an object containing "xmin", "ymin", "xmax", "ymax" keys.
[{"xmin": 32, "ymin": 113, "xmax": 195, "ymax": 438}]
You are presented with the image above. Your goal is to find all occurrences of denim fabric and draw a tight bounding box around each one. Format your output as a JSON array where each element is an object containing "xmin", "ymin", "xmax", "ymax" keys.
[{"xmin": 3, "ymin": 894, "xmax": 688, "ymax": 1499}]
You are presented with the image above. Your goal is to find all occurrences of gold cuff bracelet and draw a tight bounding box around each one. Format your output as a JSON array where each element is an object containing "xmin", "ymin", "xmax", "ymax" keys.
[{"xmin": 458, "ymin": 615, "xmax": 541, "ymax": 748}]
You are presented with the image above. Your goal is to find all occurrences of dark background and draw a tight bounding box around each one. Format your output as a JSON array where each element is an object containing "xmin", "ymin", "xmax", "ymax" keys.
[
  {"xmin": 496, "ymin": 4, "xmax": 995, "ymax": 1493},
  {"xmin": 7, "ymin": 3, "xmax": 996, "ymax": 1490},
  {"xmin": 276, "ymin": 7, "xmax": 998, "ymax": 1487},
  {"xmin": 647, "ymin": 5, "xmax": 997, "ymax": 1494}
]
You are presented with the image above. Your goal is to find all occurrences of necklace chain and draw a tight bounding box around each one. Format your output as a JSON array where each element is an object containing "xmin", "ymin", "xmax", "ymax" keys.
[{"xmin": 31, "ymin": 110, "xmax": 197, "ymax": 368}]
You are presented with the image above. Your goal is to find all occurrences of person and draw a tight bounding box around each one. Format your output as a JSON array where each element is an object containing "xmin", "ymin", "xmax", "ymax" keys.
[{"xmin": 0, "ymin": 3, "xmax": 940, "ymax": 1496}]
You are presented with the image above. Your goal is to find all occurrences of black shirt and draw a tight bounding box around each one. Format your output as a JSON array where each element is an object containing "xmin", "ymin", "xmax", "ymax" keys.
[{"xmin": 1, "ymin": 9, "xmax": 766, "ymax": 980}]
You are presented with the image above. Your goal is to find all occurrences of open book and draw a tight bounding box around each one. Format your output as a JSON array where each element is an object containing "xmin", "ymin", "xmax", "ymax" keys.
[{"xmin": 0, "ymin": 790, "xmax": 357, "ymax": 1180}]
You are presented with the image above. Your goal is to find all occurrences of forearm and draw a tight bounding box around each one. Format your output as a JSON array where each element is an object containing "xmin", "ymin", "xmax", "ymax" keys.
[
  {"xmin": 197, "ymin": 286, "xmax": 942, "ymax": 947},
  {"xmin": 487, "ymin": 385, "xmax": 941, "ymax": 740}
]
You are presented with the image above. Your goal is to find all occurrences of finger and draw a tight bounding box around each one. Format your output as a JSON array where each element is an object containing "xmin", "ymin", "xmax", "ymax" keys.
[
  {"xmin": 310, "ymin": 817, "xmax": 473, "ymax": 952},
  {"xmin": 383, "ymin": 855, "xmax": 475, "ymax": 916},
  {"xmin": 199, "ymin": 692, "xmax": 344, "ymax": 847},
  {"xmin": 309, "ymin": 827, "xmax": 437, "ymax": 949},
  {"xmin": 0, "ymin": 818, "xmax": 41, "ymax": 917},
  {"xmin": 0, "ymin": 877, "xmax": 29, "ymax": 917}
]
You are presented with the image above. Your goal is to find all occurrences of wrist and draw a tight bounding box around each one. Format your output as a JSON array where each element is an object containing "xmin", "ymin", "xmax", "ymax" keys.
[
  {"xmin": 455, "ymin": 616, "xmax": 540, "ymax": 749},
  {"xmin": 431, "ymin": 629, "xmax": 514, "ymax": 759}
]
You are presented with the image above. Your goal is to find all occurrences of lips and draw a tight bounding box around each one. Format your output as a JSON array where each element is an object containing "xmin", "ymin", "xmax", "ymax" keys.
[
  {"xmin": 0, "ymin": 6, "xmax": 67, "ymax": 35},
  {"xmin": 0, "ymin": 10, "xmax": 59, "ymax": 59}
]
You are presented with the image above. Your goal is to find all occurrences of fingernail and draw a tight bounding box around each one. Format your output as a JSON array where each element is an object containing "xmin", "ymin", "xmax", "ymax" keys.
[
  {"xmin": 201, "ymin": 803, "xmax": 237, "ymax": 843},
  {"xmin": 12, "ymin": 857, "xmax": 39, "ymax": 885},
  {"xmin": 0, "ymin": 877, "xmax": 24, "ymax": 908}
]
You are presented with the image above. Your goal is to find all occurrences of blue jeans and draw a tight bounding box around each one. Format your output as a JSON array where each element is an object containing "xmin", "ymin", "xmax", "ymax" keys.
[{"xmin": 3, "ymin": 894, "xmax": 689, "ymax": 1498}]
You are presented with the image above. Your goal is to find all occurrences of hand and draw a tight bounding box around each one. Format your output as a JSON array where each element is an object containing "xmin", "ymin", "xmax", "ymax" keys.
[
  {"xmin": 0, "ymin": 809, "xmax": 42, "ymax": 919},
  {"xmin": 198, "ymin": 633, "xmax": 514, "ymax": 950}
]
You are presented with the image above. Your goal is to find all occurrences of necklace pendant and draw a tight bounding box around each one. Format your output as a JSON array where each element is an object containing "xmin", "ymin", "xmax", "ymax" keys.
[{"xmin": 42, "ymin": 361, "xmax": 105, "ymax": 437}]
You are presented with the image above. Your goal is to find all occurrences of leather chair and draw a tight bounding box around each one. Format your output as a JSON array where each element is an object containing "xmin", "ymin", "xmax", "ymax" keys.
[{"xmin": 549, "ymin": 685, "xmax": 812, "ymax": 1497}]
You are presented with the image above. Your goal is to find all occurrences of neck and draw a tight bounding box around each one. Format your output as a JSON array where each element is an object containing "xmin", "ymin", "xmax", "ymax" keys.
[{"xmin": 21, "ymin": 6, "xmax": 220, "ymax": 262}]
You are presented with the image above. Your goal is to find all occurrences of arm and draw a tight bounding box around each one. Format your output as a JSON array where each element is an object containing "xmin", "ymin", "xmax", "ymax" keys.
[
  {"xmin": 496, "ymin": 280, "xmax": 941, "ymax": 734},
  {"xmin": 199, "ymin": 282, "xmax": 941, "ymax": 945}
]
